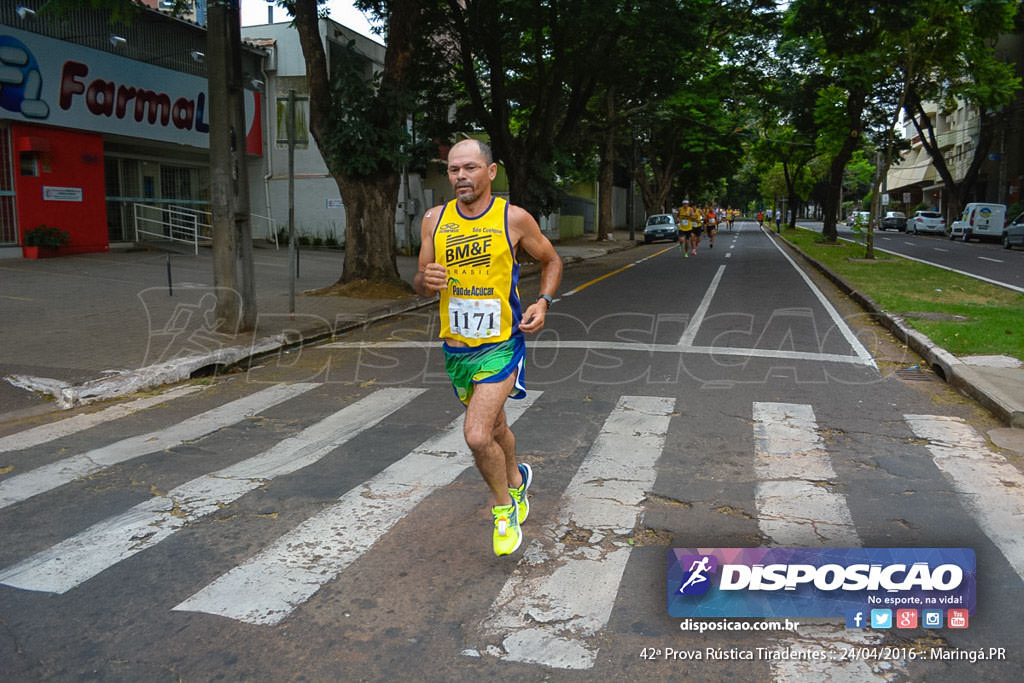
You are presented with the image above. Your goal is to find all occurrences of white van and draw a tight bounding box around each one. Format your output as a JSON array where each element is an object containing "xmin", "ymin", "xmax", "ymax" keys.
[{"xmin": 948, "ymin": 203, "xmax": 1006, "ymax": 241}]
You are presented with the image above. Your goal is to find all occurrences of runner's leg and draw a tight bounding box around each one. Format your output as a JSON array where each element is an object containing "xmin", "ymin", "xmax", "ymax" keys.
[{"xmin": 464, "ymin": 373, "xmax": 519, "ymax": 506}]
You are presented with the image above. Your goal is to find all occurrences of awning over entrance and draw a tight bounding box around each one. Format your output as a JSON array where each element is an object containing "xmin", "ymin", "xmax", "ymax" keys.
[{"xmin": 887, "ymin": 148, "xmax": 936, "ymax": 191}]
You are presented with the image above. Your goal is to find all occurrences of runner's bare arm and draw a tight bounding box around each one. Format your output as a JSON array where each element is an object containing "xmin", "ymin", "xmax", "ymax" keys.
[
  {"xmin": 414, "ymin": 206, "xmax": 447, "ymax": 296},
  {"xmin": 509, "ymin": 206, "xmax": 562, "ymax": 333}
]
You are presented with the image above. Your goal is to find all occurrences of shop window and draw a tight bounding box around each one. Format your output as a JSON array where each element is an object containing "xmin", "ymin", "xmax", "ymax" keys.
[
  {"xmin": 276, "ymin": 96, "xmax": 310, "ymax": 147},
  {"xmin": 19, "ymin": 152, "xmax": 38, "ymax": 177}
]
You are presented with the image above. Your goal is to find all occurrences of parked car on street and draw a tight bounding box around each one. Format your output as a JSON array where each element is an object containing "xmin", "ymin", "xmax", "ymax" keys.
[
  {"xmin": 847, "ymin": 211, "xmax": 870, "ymax": 228},
  {"xmin": 643, "ymin": 213, "xmax": 679, "ymax": 244},
  {"xmin": 1004, "ymin": 211, "xmax": 1024, "ymax": 249},
  {"xmin": 879, "ymin": 211, "xmax": 906, "ymax": 231},
  {"xmin": 908, "ymin": 210, "xmax": 945, "ymax": 234},
  {"xmin": 949, "ymin": 202, "xmax": 1006, "ymax": 242}
]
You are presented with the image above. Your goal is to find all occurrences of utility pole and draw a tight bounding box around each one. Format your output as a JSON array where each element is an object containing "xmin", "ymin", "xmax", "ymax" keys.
[{"xmin": 208, "ymin": 0, "xmax": 257, "ymax": 332}]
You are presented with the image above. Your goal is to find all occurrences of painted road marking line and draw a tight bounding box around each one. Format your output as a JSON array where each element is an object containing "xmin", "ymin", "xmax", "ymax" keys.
[
  {"xmin": 753, "ymin": 403, "xmax": 900, "ymax": 681},
  {"xmin": 173, "ymin": 392, "xmax": 543, "ymax": 625},
  {"xmin": 476, "ymin": 395, "xmax": 675, "ymax": 670},
  {"xmin": 934, "ymin": 248, "xmax": 949, "ymax": 252},
  {"xmin": 321, "ymin": 340, "xmax": 875, "ymax": 367},
  {"xmin": 0, "ymin": 388, "xmax": 424, "ymax": 594},
  {"xmin": 678, "ymin": 265, "xmax": 726, "ymax": 347},
  {"xmin": 0, "ymin": 383, "xmax": 319, "ymax": 510},
  {"xmin": 978, "ymin": 256, "xmax": 1004, "ymax": 263},
  {"xmin": 763, "ymin": 228, "xmax": 876, "ymax": 367},
  {"xmin": 905, "ymin": 414, "xmax": 1024, "ymax": 582},
  {"xmin": 753, "ymin": 402, "xmax": 860, "ymax": 546},
  {"xmin": 561, "ymin": 247, "xmax": 674, "ymax": 299},
  {"xmin": 561, "ymin": 263, "xmax": 635, "ymax": 296},
  {"xmin": 0, "ymin": 384, "xmax": 204, "ymax": 453}
]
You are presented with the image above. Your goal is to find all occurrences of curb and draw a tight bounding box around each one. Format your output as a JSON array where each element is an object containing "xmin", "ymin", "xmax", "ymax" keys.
[
  {"xmin": 16, "ymin": 237, "xmax": 638, "ymax": 411},
  {"xmin": 768, "ymin": 228, "xmax": 1022, "ymax": 427},
  {"xmin": 8, "ymin": 294, "xmax": 440, "ymax": 410}
]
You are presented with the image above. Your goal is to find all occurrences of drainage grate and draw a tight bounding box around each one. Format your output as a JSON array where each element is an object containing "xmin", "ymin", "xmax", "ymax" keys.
[{"xmin": 895, "ymin": 365, "xmax": 938, "ymax": 382}]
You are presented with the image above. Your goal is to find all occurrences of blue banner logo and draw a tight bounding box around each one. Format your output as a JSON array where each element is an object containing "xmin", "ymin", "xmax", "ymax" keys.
[{"xmin": 667, "ymin": 548, "xmax": 976, "ymax": 619}]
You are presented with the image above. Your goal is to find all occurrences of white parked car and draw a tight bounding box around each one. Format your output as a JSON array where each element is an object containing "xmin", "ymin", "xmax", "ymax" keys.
[
  {"xmin": 847, "ymin": 211, "xmax": 870, "ymax": 228},
  {"xmin": 908, "ymin": 210, "xmax": 945, "ymax": 235},
  {"xmin": 949, "ymin": 203, "xmax": 1006, "ymax": 242}
]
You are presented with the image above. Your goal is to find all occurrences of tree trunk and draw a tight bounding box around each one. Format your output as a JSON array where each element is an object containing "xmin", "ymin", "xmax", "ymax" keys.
[
  {"xmin": 596, "ymin": 89, "xmax": 615, "ymax": 241},
  {"xmin": 906, "ymin": 92, "xmax": 997, "ymax": 225},
  {"xmin": 207, "ymin": 2, "xmax": 256, "ymax": 332},
  {"xmin": 822, "ymin": 90, "xmax": 866, "ymax": 242},
  {"xmin": 291, "ymin": 0, "xmax": 409, "ymax": 288},
  {"xmin": 338, "ymin": 174, "xmax": 403, "ymax": 283},
  {"xmin": 786, "ymin": 193, "xmax": 801, "ymax": 229},
  {"xmin": 635, "ymin": 156, "xmax": 676, "ymax": 215}
]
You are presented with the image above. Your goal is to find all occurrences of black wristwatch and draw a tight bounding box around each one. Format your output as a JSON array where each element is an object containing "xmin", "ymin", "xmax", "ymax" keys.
[{"xmin": 537, "ymin": 294, "xmax": 553, "ymax": 308}]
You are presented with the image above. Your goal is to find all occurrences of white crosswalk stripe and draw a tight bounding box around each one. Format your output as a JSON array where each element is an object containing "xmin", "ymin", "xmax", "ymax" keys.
[
  {"xmin": 0, "ymin": 384, "xmax": 204, "ymax": 453},
  {"xmin": 172, "ymin": 391, "xmax": 543, "ymax": 625},
  {"xmin": 1, "ymin": 386, "xmax": 1019, "ymax": 676},
  {"xmin": 753, "ymin": 402, "xmax": 859, "ymax": 546},
  {"xmin": 905, "ymin": 414, "xmax": 1024, "ymax": 583},
  {"xmin": 475, "ymin": 395, "xmax": 675, "ymax": 670},
  {"xmin": 753, "ymin": 402, "xmax": 898, "ymax": 682},
  {"xmin": 0, "ymin": 388, "xmax": 424, "ymax": 594},
  {"xmin": 0, "ymin": 382, "xmax": 318, "ymax": 510}
]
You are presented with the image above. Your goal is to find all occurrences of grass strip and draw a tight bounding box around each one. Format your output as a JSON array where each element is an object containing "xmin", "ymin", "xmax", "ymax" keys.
[{"xmin": 781, "ymin": 228, "xmax": 1024, "ymax": 362}]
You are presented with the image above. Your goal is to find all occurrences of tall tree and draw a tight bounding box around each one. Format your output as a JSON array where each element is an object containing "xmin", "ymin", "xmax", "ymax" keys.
[
  {"xmin": 286, "ymin": 0, "xmax": 439, "ymax": 288},
  {"xmin": 784, "ymin": 0, "xmax": 902, "ymax": 242},
  {"xmin": 900, "ymin": 0, "xmax": 1020, "ymax": 222},
  {"xmin": 443, "ymin": 0, "xmax": 616, "ymax": 219}
]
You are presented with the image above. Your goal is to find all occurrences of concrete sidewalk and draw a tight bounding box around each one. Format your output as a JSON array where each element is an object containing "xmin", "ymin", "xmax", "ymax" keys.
[{"xmin": 0, "ymin": 231, "xmax": 635, "ymax": 418}]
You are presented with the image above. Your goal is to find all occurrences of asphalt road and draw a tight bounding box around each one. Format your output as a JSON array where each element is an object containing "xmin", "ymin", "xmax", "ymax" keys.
[{"xmin": 1, "ymin": 222, "xmax": 1022, "ymax": 681}]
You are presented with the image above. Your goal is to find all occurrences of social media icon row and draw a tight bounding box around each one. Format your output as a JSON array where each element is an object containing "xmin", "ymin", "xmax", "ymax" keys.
[{"xmin": 846, "ymin": 608, "xmax": 968, "ymax": 629}]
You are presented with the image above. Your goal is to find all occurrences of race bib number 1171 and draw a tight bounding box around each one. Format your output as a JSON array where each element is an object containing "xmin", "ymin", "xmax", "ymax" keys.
[{"xmin": 449, "ymin": 296, "xmax": 501, "ymax": 339}]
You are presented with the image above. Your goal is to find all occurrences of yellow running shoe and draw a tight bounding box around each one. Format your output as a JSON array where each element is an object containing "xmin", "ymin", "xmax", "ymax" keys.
[
  {"xmin": 508, "ymin": 462, "xmax": 532, "ymax": 525},
  {"xmin": 492, "ymin": 500, "xmax": 522, "ymax": 556}
]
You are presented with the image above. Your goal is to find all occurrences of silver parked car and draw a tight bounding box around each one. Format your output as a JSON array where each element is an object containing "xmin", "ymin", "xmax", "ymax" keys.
[
  {"xmin": 643, "ymin": 213, "xmax": 679, "ymax": 244},
  {"xmin": 879, "ymin": 211, "xmax": 906, "ymax": 231},
  {"xmin": 1003, "ymin": 211, "xmax": 1024, "ymax": 249},
  {"xmin": 908, "ymin": 210, "xmax": 945, "ymax": 235}
]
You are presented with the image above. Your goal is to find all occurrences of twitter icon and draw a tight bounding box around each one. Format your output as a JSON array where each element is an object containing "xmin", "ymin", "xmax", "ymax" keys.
[{"xmin": 870, "ymin": 609, "xmax": 892, "ymax": 629}]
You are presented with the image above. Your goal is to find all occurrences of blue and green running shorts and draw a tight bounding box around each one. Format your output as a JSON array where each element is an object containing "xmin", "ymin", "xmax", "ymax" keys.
[{"xmin": 443, "ymin": 335, "xmax": 527, "ymax": 406}]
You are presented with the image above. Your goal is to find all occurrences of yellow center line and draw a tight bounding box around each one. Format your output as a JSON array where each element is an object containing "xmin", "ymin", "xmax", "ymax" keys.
[{"xmin": 562, "ymin": 245, "xmax": 675, "ymax": 296}]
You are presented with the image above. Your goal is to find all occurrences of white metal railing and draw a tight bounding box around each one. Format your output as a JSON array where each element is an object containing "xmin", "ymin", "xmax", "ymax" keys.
[
  {"xmin": 133, "ymin": 203, "xmax": 212, "ymax": 254},
  {"xmin": 133, "ymin": 204, "xmax": 283, "ymax": 253},
  {"xmin": 250, "ymin": 212, "xmax": 278, "ymax": 247}
]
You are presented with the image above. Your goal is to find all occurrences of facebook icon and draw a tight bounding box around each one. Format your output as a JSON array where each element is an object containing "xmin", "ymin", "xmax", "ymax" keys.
[{"xmin": 846, "ymin": 611, "xmax": 866, "ymax": 629}]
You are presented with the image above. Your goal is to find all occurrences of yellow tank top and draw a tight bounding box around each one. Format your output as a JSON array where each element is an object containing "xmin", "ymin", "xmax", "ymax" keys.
[{"xmin": 433, "ymin": 196, "xmax": 522, "ymax": 346}]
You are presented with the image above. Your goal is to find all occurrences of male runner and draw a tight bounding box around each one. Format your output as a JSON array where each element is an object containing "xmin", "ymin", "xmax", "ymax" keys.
[
  {"xmin": 414, "ymin": 138, "xmax": 562, "ymax": 556},
  {"xmin": 689, "ymin": 205, "xmax": 703, "ymax": 254},
  {"xmin": 705, "ymin": 206, "xmax": 717, "ymax": 248},
  {"xmin": 677, "ymin": 201, "xmax": 694, "ymax": 257}
]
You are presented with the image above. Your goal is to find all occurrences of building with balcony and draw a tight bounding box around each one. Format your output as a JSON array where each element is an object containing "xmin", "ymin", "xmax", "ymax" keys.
[{"xmin": 886, "ymin": 32, "xmax": 1024, "ymax": 222}]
